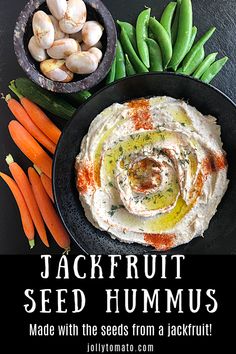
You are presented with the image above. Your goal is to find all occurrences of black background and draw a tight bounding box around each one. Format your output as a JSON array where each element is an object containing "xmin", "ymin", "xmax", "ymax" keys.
[
  {"xmin": 0, "ymin": 0, "xmax": 236, "ymax": 254},
  {"xmin": 0, "ymin": 255, "xmax": 235, "ymax": 349}
]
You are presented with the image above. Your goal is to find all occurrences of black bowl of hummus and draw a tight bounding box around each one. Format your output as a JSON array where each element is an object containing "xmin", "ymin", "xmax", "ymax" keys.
[{"xmin": 53, "ymin": 72, "xmax": 236, "ymax": 255}]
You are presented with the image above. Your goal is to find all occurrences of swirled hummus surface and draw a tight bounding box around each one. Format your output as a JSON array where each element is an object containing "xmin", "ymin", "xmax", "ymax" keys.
[{"xmin": 75, "ymin": 97, "xmax": 229, "ymax": 251}]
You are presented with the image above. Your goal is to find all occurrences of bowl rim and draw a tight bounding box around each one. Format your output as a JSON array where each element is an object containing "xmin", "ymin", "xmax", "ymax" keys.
[
  {"xmin": 52, "ymin": 72, "xmax": 236, "ymax": 254},
  {"xmin": 13, "ymin": 0, "xmax": 117, "ymax": 93}
]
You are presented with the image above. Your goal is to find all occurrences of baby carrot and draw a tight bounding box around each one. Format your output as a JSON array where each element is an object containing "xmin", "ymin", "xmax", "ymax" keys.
[
  {"xmin": 41, "ymin": 174, "xmax": 54, "ymax": 203},
  {"xmin": 8, "ymin": 120, "xmax": 53, "ymax": 178},
  {"xmin": 28, "ymin": 167, "xmax": 70, "ymax": 251},
  {"xmin": 0, "ymin": 172, "xmax": 35, "ymax": 248},
  {"xmin": 21, "ymin": 97, "xmax": 61, "ymax": 145},
  {"xmin": 6, "ymin": 155, "xmax": 49, "ymax": 247},
  {"xmin": 9, "ymin": 81, "xmax": 61, "ymax": 145},
  {"xmin": 34, "ymin": 165, "xmax": 54, "ymax": 203},
  {"xmin": 5, "ymin": 94, "xmax": 56, "ymax": 154}
]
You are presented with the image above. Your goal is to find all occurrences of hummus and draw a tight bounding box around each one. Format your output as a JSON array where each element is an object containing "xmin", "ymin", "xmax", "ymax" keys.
[{"xmin": 75, "ymin": 96, "xmax": 229, "ymax": 251}]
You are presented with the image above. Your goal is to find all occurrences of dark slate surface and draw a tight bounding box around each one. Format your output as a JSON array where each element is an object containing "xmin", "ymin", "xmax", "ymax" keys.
[{"xmin": 0, "ymin": 0, "xmax": 235, "ymax": 254}]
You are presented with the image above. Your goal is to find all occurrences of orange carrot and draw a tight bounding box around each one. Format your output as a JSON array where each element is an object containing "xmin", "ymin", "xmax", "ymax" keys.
[
  {"xmin": 5, "ymin": 95, "xmax": 56, "ymax": 154},
  {"xmin": 22, "ymin": 97, "xmax": 61, "ymax": 145},
  {"xmin": 28, "ymin": 167, "xmax": 70, "ymax": 251},
  {"xmin": 41, "ymin": 174, "xmax": 54, "ymax": 203},
  {"xmin": 8, "ymin": 120, "xmax": 53, "ymax": 178},
  {"xmin": 34, "ymin": 165, "xmax": 54, "ymax": 202},
  {"xmin": 0, "ymin": 172, "xmax": 35, "ymax": 248},
  {"xmin": 6, "ymin": 155, "xmax": 49, "ymax": 247},
  {"xmin": 9, "ymin": 81, "xmax": 61, "ymax": 145}
]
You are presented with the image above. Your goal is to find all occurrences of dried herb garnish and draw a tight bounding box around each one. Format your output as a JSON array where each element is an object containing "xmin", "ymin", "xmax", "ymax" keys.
[{"xmin": 108, "ymin": 204, "xmax": 125, "ymax": 217}]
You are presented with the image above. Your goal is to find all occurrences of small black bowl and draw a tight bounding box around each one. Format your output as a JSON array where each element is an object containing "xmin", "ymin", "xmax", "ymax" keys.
[
  {"xmin": 14, "ymin": 0, "xmax": 117, "ymax": 93},
  {"xmin": 53, "ymin": 73, "xmax": 236, "ymax": 255}
]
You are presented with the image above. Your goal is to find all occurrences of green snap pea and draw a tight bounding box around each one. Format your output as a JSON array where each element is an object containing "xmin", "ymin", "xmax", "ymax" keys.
[
  {"xmin": 201, "ymin": 57, "xmax": 228, "ymax": 84},
  {"xmin": 171, "ymin": 0, "xmax": 182, "ymax": 45},
  {"xmin": 149, "ymin": 17, "xmax": 173, "ymax": 69},
  {"xmin": 117, "ymin": 20, "xmax": 137, "ymax": 52},
  {"xmin": 169, "ymin": 0, "xmax": 193, "ymax": 71},
  {"xmin": 182, "ymin": 27, "xmax": 216, "ymax": 71},
  {"xmin": 136, "ymin": 8, "xmax": 151, "ymax": 68},
  {"xmin": 160, "ymin": 2, "xmax": 177, "ymax": 40},
  {"xmin": 120, "ymin": 29, "xmax": 149, "ymax": 73},
  {"xmin": 115, "ymin": 40, "xmax": 126, "ymax": 80},
  {"xmin": 176, "ymin": 67, "xmax": 184, "ymax": 74},
  {"xmin": 186, "ymin": 26, "xmax": 198, "ymax": 53},
  {"xmin": 193, "ymin": 52, "xmax": 218, "ymax": 79},
  {"xmin": 148, "ymin": 29, "xmax": 156, "ymax": 40},
  {"xmin": 125, "ymin": 54, "xmax": 136, "ymax": 76},
  {"xmin": 146, "ymin": 38, "xmax": 163, "ymax": 72},
  {"xmin": 106, "ymin": 56, "xmax": 117, "ymax": 84},
  {"xmin": 182, "ymin": 46, "xmax": 205, "ymax": 75},
  {"xmin": 170, "ymin": 26, "xmax": 197, "ymax": 74}
]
